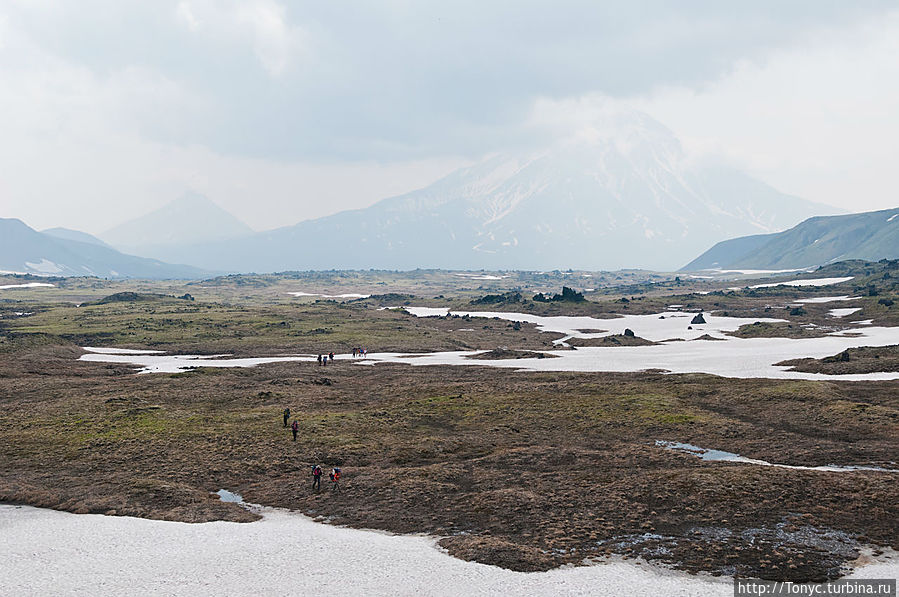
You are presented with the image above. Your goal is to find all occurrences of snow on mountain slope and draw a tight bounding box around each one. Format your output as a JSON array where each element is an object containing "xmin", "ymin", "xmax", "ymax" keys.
[{"xmin": 131, "ymin": 111, "xmax": 838, "ymax": 272}]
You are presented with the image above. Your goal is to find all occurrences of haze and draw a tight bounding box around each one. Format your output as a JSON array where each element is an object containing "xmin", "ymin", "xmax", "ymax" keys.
[{"xmin": 2, "ymin": 1, "xmax": 898, "ymax": 234}]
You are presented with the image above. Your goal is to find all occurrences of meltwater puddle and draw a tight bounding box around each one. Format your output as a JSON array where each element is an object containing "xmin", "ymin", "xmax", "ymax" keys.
[{"xmin": 656, "ymin": 441, "xmax": 897, "ymax": 473}]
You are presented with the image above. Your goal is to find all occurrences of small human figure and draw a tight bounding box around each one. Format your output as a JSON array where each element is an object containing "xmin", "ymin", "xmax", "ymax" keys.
[
  {"xmin": 329, "ymin": 351, "xmax": 334, "ymax": 362},
  {"xmin": 352, "ymin": 347, "xmax": 357, "ymax": 358},
  {"xmin": 329, "ymin": 467, "xmax": 341, "ymax": 493},
  {"xmin": 317, "ymin": 354, "xmax": 323, "ymax": 366},
  {"xmin": 283, "ymin": 407, "xmax": 291, "ymax": 427},
  {"xmin": 312, "ymin": 464, "xmax": 323, "ymax": 490},
  {"xmin": 291, "ymin": 419, "xmax": 299, "ymax": 441}
]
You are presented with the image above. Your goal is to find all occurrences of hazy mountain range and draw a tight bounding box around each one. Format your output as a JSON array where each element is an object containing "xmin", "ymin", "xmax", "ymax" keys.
[
  {"xmin": 683, "ymin": 208, "xmax": 899, "ymax": 270},
  {"xmin": 0, "ymin": 218, "xmax": 208, "ymax": 279},
  {"xmin": 96, "ymin": 112, "xmax": 837, "ymax": 272},
  {"xmin": 100, "ymin": 191, "xmax": 254, "ymax": 261}
]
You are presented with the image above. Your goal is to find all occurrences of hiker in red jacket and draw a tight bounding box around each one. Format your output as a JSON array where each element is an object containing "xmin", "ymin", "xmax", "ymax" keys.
[
  {"xmin": 312, "ymin": 464, "xmax": 323, "ymax": 490},
  {"xmin": 291, "ymin": 419, "xmax": 299, "ymax": 441}
]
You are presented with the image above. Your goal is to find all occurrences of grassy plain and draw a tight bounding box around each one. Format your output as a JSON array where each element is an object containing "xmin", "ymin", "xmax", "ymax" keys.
[{"xmin": 1, "ymin": 262, "xmax": 897, "ymax": 581}]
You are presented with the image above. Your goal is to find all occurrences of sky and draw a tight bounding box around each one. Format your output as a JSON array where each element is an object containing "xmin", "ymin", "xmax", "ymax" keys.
[{"xmin": 1, "ymin": 1, "xmax": 898, "ymax": 234}]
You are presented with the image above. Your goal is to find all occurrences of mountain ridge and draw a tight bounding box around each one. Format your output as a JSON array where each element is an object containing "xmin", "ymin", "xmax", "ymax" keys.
[
  {"xmin": 0, "ymin": 218, "xmax": 211, "ymax": 279},
  {"xmin": 133, "ymin": 112, "xmax": 837, "ymax": 272},
  {"xmin": 682, "ymin": 208, "xmax": 899, "ymax": 270}
]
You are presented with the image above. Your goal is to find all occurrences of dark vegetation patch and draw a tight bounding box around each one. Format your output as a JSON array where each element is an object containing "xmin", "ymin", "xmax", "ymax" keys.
[
  {"xmin": 728, "ymin": 322, "xmax": 829, "ymax": 339},
  {"xmin": 777, "ymin": 345, "xmax": 899, "ymax": 375},
  {"xmin": 567, "ymin": 334, "xmax": 657, "ymax": 347},
  {"xmin": 465, "ymin": 348, "xmax": 558, "ymax": 360},
  {"xmin": 92, "ymin": 292, "xmax": 167, "ymax": 304}
]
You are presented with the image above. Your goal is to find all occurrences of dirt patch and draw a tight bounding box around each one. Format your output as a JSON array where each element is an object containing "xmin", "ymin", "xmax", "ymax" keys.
[
  {"xmin": 777, "ymin": 345, "xmax": 899, "ymax": 374},
  {"xmin": 465, "ymin": 349, "xmax": 558, "ymax": 360},
  {"xmin": 568, "ymin": 334, "xmax": 656, "ymax": 347}
]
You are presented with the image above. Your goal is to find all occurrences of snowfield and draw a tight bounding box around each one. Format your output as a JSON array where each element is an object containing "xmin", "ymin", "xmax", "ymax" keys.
[
  {"xmin": 2, "ymin": 504, "xmax": 895, "ymax": 597},
  {"xmin": 80, "ymin": 347, "xmax": 312, "ymax": 374},
  {"xmin": 80, "ymin": 308, "xmax": 899, "ymax": 380},
  {"xmin": 728, "ymin": 277, "xmax": 854, "ymax": 291},
  {"xmin": 0, "ymin": 282, "xmax": 55, "ymax": 290},
  {"xmin": 288, "ymin": 292, "xmax": 371, "ymax": 299}
]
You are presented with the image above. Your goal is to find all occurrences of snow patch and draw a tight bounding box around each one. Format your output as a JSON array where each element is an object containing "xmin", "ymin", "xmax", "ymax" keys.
[
  {"xmin": 729, "ymin": 277, "xmax": 854, "ymax": 291},
  {"xmin": 828, "ymin": 308, "xmax": 862, "ymax": 318},
  {"xmin": 656, "ymin": 441, "xmax": 896, "ymax": 473},
  {"xmin": 24, "ymin": 259, "xmax": 64, "ymax": 274},
  {"xmin": 0, "ymin": 282, "xmax": 55, "ymax": 290},
  {"xmin": 0, "ymin": 504, "xmax": 755, "ymax": 596},
  {"xmin": 795, "ymin": 296, "xmax": 860, "ymax": 304},
  {"xmin": 288, "ymin": 292, "xmax": 370, "ymax": 299}
]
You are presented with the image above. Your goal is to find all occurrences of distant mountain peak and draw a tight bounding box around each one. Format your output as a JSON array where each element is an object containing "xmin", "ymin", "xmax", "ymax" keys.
[{"xmin": 101, "ymin": 192, "xmax": 253, "ymax": 253}]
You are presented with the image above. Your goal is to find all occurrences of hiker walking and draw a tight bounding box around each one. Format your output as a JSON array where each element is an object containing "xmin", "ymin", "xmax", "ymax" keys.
[
  {"xmin": 312, "ymin": 464, "xmax": 323, "ymax": 490},
  {"xmin": 329, "ymin": 351, "xmax": 334, "ymax": 362},
  {"xmin": 283, "ymin": 407, "xmax": 291, "ymax": 427},
  {"xmin": 291, "ymin": 419, "xmax": 299, "ymax": 441},
  {"xmin": 352, "ymin": 347, "xmax": 357, "ymax": 358},
  {"xmin": 317, "ymin": 354, "xmax": 323, "ymax": 366},
  {"xmin": 329, "ymin": 467, "xmax": 341, "ymax": 493}
]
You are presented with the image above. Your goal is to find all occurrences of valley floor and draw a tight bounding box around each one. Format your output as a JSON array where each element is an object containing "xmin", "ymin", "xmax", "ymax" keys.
[{"xmin": 1, "ymin": 264, "xmax": 897, "ymax": 591}]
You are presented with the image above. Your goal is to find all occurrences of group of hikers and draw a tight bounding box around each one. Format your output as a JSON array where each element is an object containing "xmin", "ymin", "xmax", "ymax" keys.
[
  {"xmin": 282, "ymin": 408, "xmax": 341, "ymax": 492},
  {"xmin": 311, "ymin": 464, "xmax": 341, "ymax": 492},
  {"xmin": 315, "ymin": 347, "xmax": 367, "ymax": 365}
]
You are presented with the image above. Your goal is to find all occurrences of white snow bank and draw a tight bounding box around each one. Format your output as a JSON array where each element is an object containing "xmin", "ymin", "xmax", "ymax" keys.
[
  {"xmin": 402, "ymin": 307, "xmax": 781, "ymax": 344},
  {"xmin": 0, "ymin": 282, "xmax": 55, "ymax": 290},
  {"xmin": 453, "ymin": 273, "xmax": 507, "ymax": 280},
  {"xmin": 728, "ymin": 277, "xmax": 854, "ymax": 291},
  {"xmin": 375, "ymin": 308, "xmax": 899, "ymax": 380},
  {"xmin": 656, "ymin": 441, "xmax": 896, "ymax": 473},
  {"xmin": 80, "ymin": 347, "xmax": 313, "ymax": 374},
  {"xmin": 83, "ymin": 347, "xmax": 165, "ymax": 355},
  {"xmin": 828, "ymin": 308, "xmax": 862, "ymax": 318},
  {"xmin": 795, "ymin": 296, "xmax": 861, "ymax": 304},
  {"xmin": 1, "ymin": 505, "xmax": 895, "ymax": 597},
  {"xmin": 288, "ymin": 292, "xmax": 370, "ymax": 299}
]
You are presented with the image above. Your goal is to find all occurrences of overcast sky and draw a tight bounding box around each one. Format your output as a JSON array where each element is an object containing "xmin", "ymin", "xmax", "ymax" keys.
[{"xmin": 2, "ymin": 1, "xmax": 898, "ymax": 234}]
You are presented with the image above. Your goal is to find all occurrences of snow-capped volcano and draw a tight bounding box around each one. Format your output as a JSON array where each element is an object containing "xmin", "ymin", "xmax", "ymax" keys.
[{"xmin": 130, "ymin": 111, "xmax": 838, "ymax": 272}]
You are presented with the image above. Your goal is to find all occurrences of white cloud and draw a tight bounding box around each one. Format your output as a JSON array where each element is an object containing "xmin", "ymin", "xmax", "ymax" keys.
[
  {"xmin": 174, "ymin": 0, "xmax": 305, "ymax": 76},
  {"xmin": 630, "ymin": 11, "xmax": 899, "ymax": 210},
  {"xmin": 175, "ymin": 2, "xmax": 199, "ymax": 32}
]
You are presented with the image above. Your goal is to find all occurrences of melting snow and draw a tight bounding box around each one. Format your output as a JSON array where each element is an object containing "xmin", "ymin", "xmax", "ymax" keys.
[
  {"xmin": 0, "ymin": 282, "xmax": 55, "ymax": 290},
  {"xmin": 288, "ymin": 292, "xmax": 371, "ymax": 299},
  {"xmin": 402, "ymin": 307, "xmax": 778, "ymax": 344},
  {"xmin": 78, "ymin": 308, "xmax": 899, "ymax": 381},
  {"xmin": 80, "ymin": 347, "xmax": 312, "ymax": 374},
  {"xmin": 3, "ymin": 504, "xmax": 896, "ymax": 597},
  {"xmin": 656, "ymin": 441, "xmax": 896, "ymax": 473},
  {"xmin": 380, "ymin": 308, "xmax": 899, "ymax": 380},
  {"xmin": 728, "ymin": 277, "xmax": 854, "ymax": 291},
  {"xmin": 828, "ymin": 308, "xmax": 862, "ymax": 318},
  {"xmin": 23, "ymin": 258, "xmax": 64, "ymax": 274},
  {"xmin": 795, "ymin": 296, "xmax": 860, "ymax": 304}
]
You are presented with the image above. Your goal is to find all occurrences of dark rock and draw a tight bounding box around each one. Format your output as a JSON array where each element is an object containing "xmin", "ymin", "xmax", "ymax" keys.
[{"xmin": 690, "ymin": 313, "xmax": 706, "ymax": 324}]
